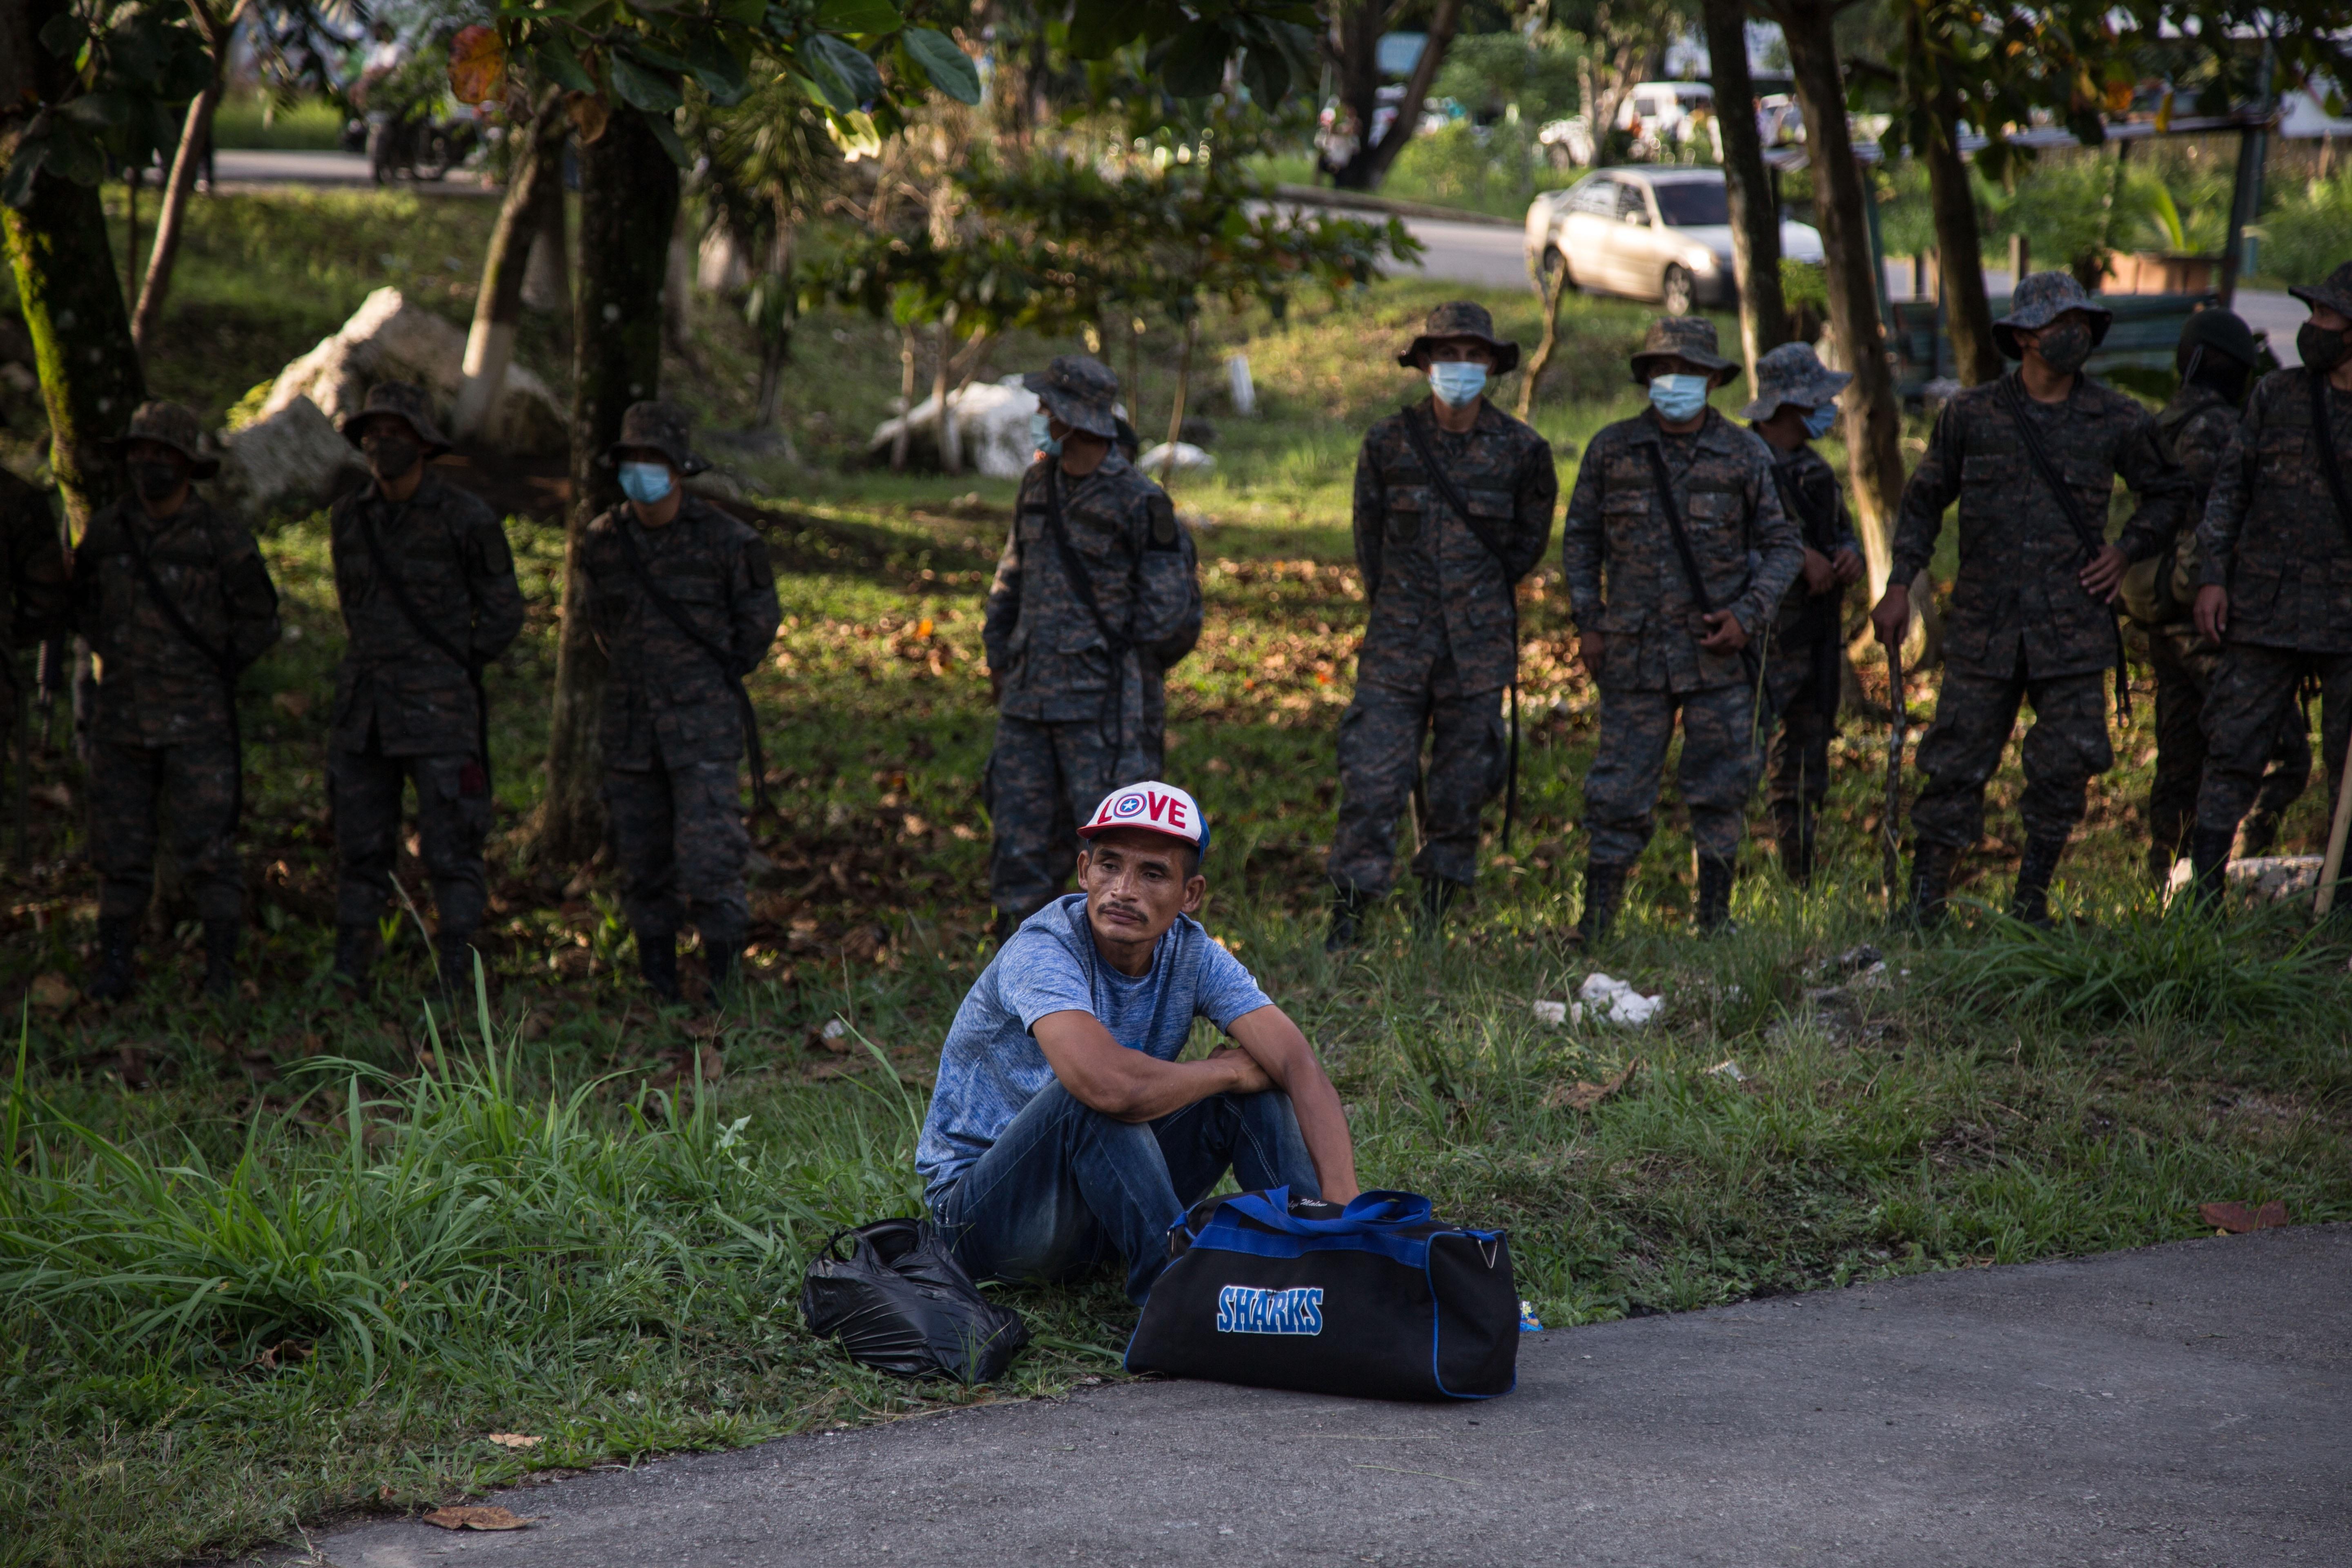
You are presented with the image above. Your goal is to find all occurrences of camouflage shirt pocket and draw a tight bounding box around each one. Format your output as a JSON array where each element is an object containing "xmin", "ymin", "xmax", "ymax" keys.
[{"xmin": 1385, "ymin": 484, "xmax": 1427, "ymax": 544}]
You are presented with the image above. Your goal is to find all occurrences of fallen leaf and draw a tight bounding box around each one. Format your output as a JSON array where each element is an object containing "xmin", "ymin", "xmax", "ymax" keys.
[
  {"xmin": 31, "ymin": 781, "xmax": 71, "ymax": 811},
  {"xmin": 1544, "ymin": 1058, "xmax": 1639, "ymax": 1112},
  {"xmin": 2198, "ymin": 1200, "xmax": 2289, "ymax": 1234},
  {"xmin": 422, "ymin": 1504, "xmax": 532, "ymax": 1531},
  {"xmin": 485, "ymin": 1432, "xmax": 542, "ymax": 1450},
  {"xmin": 445, "ymin": 24, "xmax": 507, "ymax": 104},
  {"xmin": 28, "ymin": 972, "xmax": 74, "ymax": 1012},
  {"xmin": 270, "ymin": 689, "xmax": 311, "ymax": 719},
  {"xmin": 697, "ymin": 1043, "xmax": 724, "ymax": 1082},
  {"xmin": 566, "ymin": 90, "xmax": 608, "ymax": 145}
]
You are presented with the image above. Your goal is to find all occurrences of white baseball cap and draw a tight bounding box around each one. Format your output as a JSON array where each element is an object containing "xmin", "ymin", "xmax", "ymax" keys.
[{"xmin": 1077, "ymin": 780, "xmax": 1210, "ymax": 857}]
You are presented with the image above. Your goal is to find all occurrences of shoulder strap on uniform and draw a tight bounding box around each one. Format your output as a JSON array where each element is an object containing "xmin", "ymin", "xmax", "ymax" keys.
[
  {"xmin": 2307, "ymin": 372, "xmax": 2352, "ymax": 549},
  {"xmin": 608, "ymin": 512, "xmax": 770, "ymax": 814},
  {"xmin": 357, "ymin": 493, "xmax": 492, "ymax": 789},
  {"xmin": 1997, "ymin": 374, "xmax": 2130, "ymax": 719},
  {"xmin": 1639, "ymin": 439, "xmax": 1762, "ymax": 686}
]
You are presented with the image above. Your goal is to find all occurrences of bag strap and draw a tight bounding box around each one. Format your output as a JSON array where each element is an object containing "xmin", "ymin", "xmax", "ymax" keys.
[
  {"xmin": 1997, "ymin": 374, "xmax": 2132, "ymax": 719},
  {"xmin": 1642, "ymin": 440, "xmax": 1762, "ymax": 692},
  {"xmin": 2308, "ymin": 371, "xmax": 2352, "ymax": 547},
  {"xmin": 357, "ymin": 492, "xmax": 493, "ymax": 791},
  {"xmin": 1395, "ymin": 405, "xmax": 1522, "ymax": 849},
  {"xmin": 609, "ymin": 513, "xmax": 771, "ymax": 815},
  {"xmin": 119, "ymin": 508, "xmax": 244, "ymax": 829}
]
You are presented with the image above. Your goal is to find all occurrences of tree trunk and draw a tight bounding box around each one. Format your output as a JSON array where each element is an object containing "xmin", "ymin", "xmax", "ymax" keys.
[
  {"xmin": 1777, "ymin": 2, "xmax": 1908, "ymax": 603},
  {"xmin": 891, "ymin": 323, "xmax": 915, "ymax": 472},
  {"xmin": 521, "ymin": 174, "xmax": 570, "ymax": 312},
  {"xmin": 1160, "ymin": 311, "xmax": 1198, "ymax": 484},
  {"xmin": 129, "ymin": 0, "xmax": 238, "ymax": 359},
  {"xmin": 537, "ymin": 109, "xmax": 679, "ymax": 868},
  {"xmin": 1702, "ymin": 0, "xmax": 1787, "ymax": 381},
  {"xmin": 453, "ymin": 91, "xmax": 564, "ymax": 442},
  {"xmin": 1517, "ymin": 258, "xmax": 1570, "ymax": 419},
  {"xmin": 1328, "ymin": 0, "xmax": 1464, "ymax": 190},
  {"xmin": 2, "ymin": 0, "xmax": 145, "ymax": 535},
  {"xmin": 663, "ymin": 203, "xmax": 694, "ymax": 354},
  {"xmin": 933, "ymin": 317, "xmax": 962, "ymax": 476},
  {"xmin": 1921, "ymin": 79, "xmax": 1998, "ymax": 383}
]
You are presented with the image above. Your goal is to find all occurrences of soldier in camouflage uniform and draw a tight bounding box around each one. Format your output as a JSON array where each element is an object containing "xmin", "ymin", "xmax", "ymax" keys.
[
  {"xmin": 2187, "ymin": 259, "xmax": 2352, "ymax": 906},
  {"xmin": 327, "ymin": 383, "xmax": 524, "ymax": 994},
  {"xmin": 1873, "ymin": 272, "xmax": 2189, "ymax": 924},
  {"xmin": 1561, "ymin": 317, "xmax": 1802, "ymax": 940},
  {"xmin": 2125, "ymin": 311, "xmax": 2308, "ymax": 881},
  {"xmin": 1740, "ymin": 343, "xmax": 1862, "ymax": 888},
  {"xmin": 1324, "ymin": 302, "xmax": 1555, "ymax": 949},
  {"xmin": 581, "ymin": 402, "xmax": 782, "ymax": 1002},
  {"xmin": 75, "ymin": 403, "xmax": 281, "ymax": 1000},
  {"xmin": 984, "ymin": 355, "xmax": 1202, "ymax": 934}
]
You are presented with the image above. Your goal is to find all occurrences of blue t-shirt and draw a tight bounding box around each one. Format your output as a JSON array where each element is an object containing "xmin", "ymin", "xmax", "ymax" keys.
[{"xmin": 915, "ymin": 894, "xmax": 1273, "ymax": 1207}]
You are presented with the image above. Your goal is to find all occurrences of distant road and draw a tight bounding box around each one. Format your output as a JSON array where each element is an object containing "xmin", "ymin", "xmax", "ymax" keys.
[{"xmin": 209, "ymin": 147, "xmax": 494, "ymax": 194}]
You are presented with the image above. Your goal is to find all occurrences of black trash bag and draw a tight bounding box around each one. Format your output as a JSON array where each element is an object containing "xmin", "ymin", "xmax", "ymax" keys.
[{"xmin": 800, "ymin": 1218, "xmax": 1029, "ymax": 1383}]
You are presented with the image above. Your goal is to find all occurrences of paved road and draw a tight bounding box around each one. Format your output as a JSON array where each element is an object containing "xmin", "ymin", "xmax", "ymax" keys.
[{"xmin": 245, "ymin": 1224, "xmax": 2349, "ymax": 1568}]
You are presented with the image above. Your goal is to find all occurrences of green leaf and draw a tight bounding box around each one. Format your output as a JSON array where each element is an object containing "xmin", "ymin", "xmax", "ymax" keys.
[
  {"xmin": 1, "ymin": 136, "xmax": 49, "ymax": 211},
  {"xmin": 1156, "ymin": 20, "xmax": 1230, "ymax": 100},
  {"xmin": 716, "ymin": 0, "xmax": 768, "ymax": 22},
  {"xmin": 812, "ymin": 0, "xmax": 902, "ymax": 33},
  {"xmin": 1238, "ymin": 44, "xmax": 1287, "ymax": 107},
  {"xmin": 608, "ymin": 52, "xmax": 685, "ymax": 113},
  {"xmin": 682, "ymin": 34, "xmax": 751, "ymax": 107},
  {"xmin": 533, "ymin": 37, "xmax": 596, "ymax": 94},
  {"xmin": 643, "ymin": 109, "xmax": 692, "ymax": 168},
  {"xmin": 62, "ymin": 91, "xmax": 134, "ymax": 129},
  {"xmin": 903, "ymin": 29, "xmax": 979, "ymax": 105},
  {"xmin": 44, "ymin": 125, "xmax": 104, "ymax": 186},
  {"xmin": 36, "ymin": 13, "xmax": 85, "ymax": 56},
  {"xmin": 1066, "ymin": 3, "xmax": 1138, "ymax": 61},
  {"xmin": 804, "ymin": 34, "xmax": 884, "ymax": 112}
]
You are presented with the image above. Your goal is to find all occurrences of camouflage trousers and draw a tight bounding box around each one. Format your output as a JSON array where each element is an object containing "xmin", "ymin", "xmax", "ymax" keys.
[
  {"xmin": 1910, "ymin": 666, "xmax": 2111, "ymax": 852},
  {"xmin": 1582, "ymin": 682, "xmax": 1767, "ymax": 866},
  {"xmin": 2196, "ymin": 643, "xmax": 2352, "ymax": 839},
  {"xmin": 604, "ymin": 755, "xmax": 751, "ymax": 947},
  {"xmin": 1327, "ymin": 681, "xmax": 1506, "ymax": 896},
  {"xmin": 1763, "ymin": 642, "xmax": 1838, "ymax": 822},
  {"xmin": 2149, "ymin": 634, "xmax": 2310, "ymax": 865},
  {"xmin": 88, "ymin": 736, "xmax": 242, "ymax": 922},
  {"xmin": 333, "ymin": 745, "xmax": 493, "ymax": 935},
  {"xmin": 986, "ymin": 713, "xmax": 1160, "ymax": 920}
]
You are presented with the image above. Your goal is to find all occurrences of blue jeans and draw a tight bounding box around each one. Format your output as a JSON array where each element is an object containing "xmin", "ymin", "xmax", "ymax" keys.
[{"xmin": 933, "ymin": 1083, "xmax": 1319, "ymax": 1304}]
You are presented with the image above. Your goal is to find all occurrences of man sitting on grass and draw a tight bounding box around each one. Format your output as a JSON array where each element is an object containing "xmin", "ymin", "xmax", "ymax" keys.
[{"xmin": 918, "ymin": 781, "xmax": 1360, "ymax": 1303}]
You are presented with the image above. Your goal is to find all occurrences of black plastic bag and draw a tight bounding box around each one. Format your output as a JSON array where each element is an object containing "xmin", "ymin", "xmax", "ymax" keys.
[{"xmin": 800, "ymin": 1218, "xmax": 1029, "ymax": 1383}]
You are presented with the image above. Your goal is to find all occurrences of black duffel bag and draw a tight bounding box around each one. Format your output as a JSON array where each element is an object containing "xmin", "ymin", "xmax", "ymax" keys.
[
  {"xmin": 1124, "ymin": 1187, "xmax": 1517, "ymax": 1401},
  {"xmin": 800, "ymin": 1218, "xmax": 1029, "ymax": 1383}
]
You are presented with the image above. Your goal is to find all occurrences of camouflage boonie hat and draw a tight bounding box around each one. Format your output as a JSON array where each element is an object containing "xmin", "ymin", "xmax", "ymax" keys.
[
  {"xmin": 1022, "ymin": 355, "xmax": 1120, "ymax": 440},
  {"xmin": 1993, "ymin": 270, "xmax": 2113, "ymax": 360},
  {"xmin": 1396, "ymin": 301, "xmax": 1520, "ymax": 374},
  {"xmin": 2288, "ymin": 259, "xmax": 2352, "ymax": 321},
  {"xmin": 1737, "ymin": 341, "xmax": 1853, "ymax": 421},
  {"xmin": 1630, "ymin": 316, "xmax": 1738, "ymax": 386},
  {"xmin": 602, "ymin": 399, "xmax": 710, "ymax": 475},
  {"xmin": 337, "ymin": 380, "xmax": 450, "ymax": 456},
  {"xmin": 110, "ymin": 401, "xmax": 219, "ymax": 479}
]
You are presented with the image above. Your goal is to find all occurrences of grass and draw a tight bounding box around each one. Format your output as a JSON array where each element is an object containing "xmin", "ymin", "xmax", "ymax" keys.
[{"xmin": 0, "ymin": 189, "xmax": 2347, "ymax": 1565}]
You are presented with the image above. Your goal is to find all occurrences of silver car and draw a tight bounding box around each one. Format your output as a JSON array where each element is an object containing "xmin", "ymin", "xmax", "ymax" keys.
[{"xmin": 1523, "ymin": 168, "xmax": 1825, "ymax": 315}]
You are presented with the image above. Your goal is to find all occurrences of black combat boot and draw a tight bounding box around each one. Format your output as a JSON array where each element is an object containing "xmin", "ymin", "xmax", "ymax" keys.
[
  {"xmin": 1324, "ymin": 883, "xmax": 1370, "ymax": 953},
  {"xmin": 2188, "ymin": 826, "xmax": 2234, "ymax": 913},
  {"xmin": 2010, "ymin": 835, "xmax": 2067, "ymax": 929},
  {"xmin": 2240, "ymin": 805, "xmax": 2285, "ymax": 859},
  {"xmin": 1573, "ymin": 861, "xmax": 1632, "ymax": 947},
  {"xmin": 638, "ymin": 929, "xmax": 681, "ymax": 1003},
  {"xmin": 202, "ymin": 917, "xmax": 240, "ymax": 1001},
  {"xmin": 1907, "ymin": 843, "xmax": 1958, "ymax": 928},
  {"xmin": 1773, "ymin": 806, "xmax": 1814, "ymax": 889},
  {"xmin": 1416, "ymin": 875, "xmax": 1466, "ymax": 935},
  {"xmin": 704, "ymin": 942, "xmax": 740, "ymax": 1004},
  {"xmin": 1695, "ymin": 854, "xmax": 1738, "ymax": 933},
  {"xmin": 436, "ymin": 933, "xmax": 477, "ymax": 1001},
  {"xmin": 87, "ymin": 916, "xmax": 136, "ymax": 1002},
  {"xmin": 332, "ymin": 924, "xmax": 377, "ymax": 989}
]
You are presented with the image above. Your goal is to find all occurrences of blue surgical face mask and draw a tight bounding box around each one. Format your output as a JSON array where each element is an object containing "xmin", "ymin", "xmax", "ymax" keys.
[
  {"xmin": 1029, "ymin": 410, "xmax": 1062, "ymax": 458},
  {"xmin": 618, "ymin": 461, "xmax": 674, "ymax": 505},
  {"xmin": 1429, "ymin": 362, "xmax": 1488, "ymax": 407},
  {"xmin": 1648, "ymin": 373, "xmax": 1711, "ymax": 423},
  {"xmin": 1802, "ymin": 403, "xmax": 1839, "ymax": 440}
]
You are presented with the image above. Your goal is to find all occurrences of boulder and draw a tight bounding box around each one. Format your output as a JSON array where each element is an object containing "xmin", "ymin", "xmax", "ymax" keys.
[
  {"xmin": 216, "ymin": 394, "xmax": 366, "ymax": 521},
  {"xmin": 260, "ymin": 287, "xmax": 567, "ymax": 457},
  {"xmin": 869, "ymin": 375, "xmax": 1041, "ymax": 480}
]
